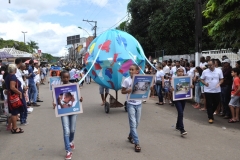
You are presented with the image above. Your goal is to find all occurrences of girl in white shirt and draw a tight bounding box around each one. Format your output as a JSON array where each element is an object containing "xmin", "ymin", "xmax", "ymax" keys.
[
  {"xmin": 121, "ymin": 64, "xmax": 142, "ymax": 152},
  {"xmin": 154, "ymin": 65, "xmax": 165, "ymax": 105}
]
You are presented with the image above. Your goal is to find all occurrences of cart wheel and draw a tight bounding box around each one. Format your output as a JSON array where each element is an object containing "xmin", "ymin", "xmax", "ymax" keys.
[
  {"xmin": 124, "ymin": 101, "xmax": 127, "ymax": 112},
  {"xmin": 105, "ymin": 102, "xmax": 110, "ymax": 113}
]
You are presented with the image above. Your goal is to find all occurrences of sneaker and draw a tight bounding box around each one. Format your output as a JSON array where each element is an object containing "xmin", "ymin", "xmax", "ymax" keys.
[
  {"xmin": 142, "ymin": 100, "xmax": 146, "ymax": 103},
  {"xmin": 70, "ymin": 142, "xmax": 75, "ymax": 150},
  {"xmin": 65, "ymin": 151, "xmax": 72, "ymax": 160},
  {"xmin": 180, "ymin": 129, "xmax": 187, "ymax": 135},
  {"xmin": 175, "ymin": 127, "xmax": 180, "ymax": 131}
]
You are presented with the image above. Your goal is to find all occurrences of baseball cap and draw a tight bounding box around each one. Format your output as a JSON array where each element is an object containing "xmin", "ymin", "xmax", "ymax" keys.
[{"xmin": 222, "ymin": 59, "xmax": 231, "ymax": 63}]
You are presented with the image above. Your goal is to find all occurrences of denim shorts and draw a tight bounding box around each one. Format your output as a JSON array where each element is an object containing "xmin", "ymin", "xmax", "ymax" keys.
[
  {"xmin": 99, "ymin": 86, "xmax": 109, "ymax": 94},
  {"xmin": 229, "ymin": 96, "xmax": 240, "ymax": 107},
  {"xmin": 164, "ymin": 88, "xmax": 169, "ymax": 93}
]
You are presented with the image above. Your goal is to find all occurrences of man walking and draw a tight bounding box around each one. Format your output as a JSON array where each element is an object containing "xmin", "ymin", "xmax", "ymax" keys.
[
  {"xmin": 201, "ymin": 60, "xmax": 224, "ymax": 123},
  {"xmin": 99, "ymin": 85, "xmax": 109, "ymax": 106}
]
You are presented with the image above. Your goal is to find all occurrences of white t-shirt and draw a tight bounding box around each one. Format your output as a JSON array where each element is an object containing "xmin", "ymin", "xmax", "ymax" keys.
[
  {"xmin": 163, "ymin": 65, "xmax": 170, "ymax": 74},
  {"xmin": 201, "ymin": 68, "xmax": 223, "ymax": 93},
  {"xmin": 16, "ymin": 68, "xmax": 24, "ymax": 89},
  {"xmin": 187, "ymin": 67, "xmax": 195, "ymax": 78},
  {"xmin": 23, "ymin": 70, "xmax": 29, "ymax": 86},
  {"xmin": 121, "ymin": 76, "xmax": 142, "ymax": 105},
  {"xmin": 34, "ymin": 67, "xmax": 40, "ymax": 83},
  {"xmin": 155, "ymin": 70, "xmax": 165, "ymax": 81},
  {"xmin": 199, "ymin": 62, "xmax": 207, "ymax": 68},
  {"xmin": 170, "ymin": 66, "xmax": 186, "ymax": 77}
]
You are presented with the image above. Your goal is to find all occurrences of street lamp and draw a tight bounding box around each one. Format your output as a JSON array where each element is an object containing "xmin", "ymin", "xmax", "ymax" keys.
[
  {"xmin": 78, "ymin": 27, "xmax": 91, "ymax": 37},
  {"xmin": 22, "ymin": 31, "xmax": 27, "ymax": 44}
]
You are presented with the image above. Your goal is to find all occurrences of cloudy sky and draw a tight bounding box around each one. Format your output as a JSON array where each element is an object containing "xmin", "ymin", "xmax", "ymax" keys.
[{"xmin": 0, "ymin": 0, "xmax": 129, "ymax": 56}]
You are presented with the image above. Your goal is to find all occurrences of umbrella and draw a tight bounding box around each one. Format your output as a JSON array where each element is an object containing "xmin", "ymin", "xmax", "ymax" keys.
[
  {"xmin": 0, "ymin": 52, "xmax": 13, "ymax": 59},
  {"xmin": 24, "ymin": 59, "xmax": 38, "ymax": 64},
  {"xmin": 84, "ymin": 29, "xmax": 146, "ymax": 91}
]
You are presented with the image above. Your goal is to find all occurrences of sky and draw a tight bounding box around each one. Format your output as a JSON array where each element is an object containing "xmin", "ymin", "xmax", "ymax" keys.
[{"xmin": 0, "ymin": 0, "xmax": 129, "ymax": 56}]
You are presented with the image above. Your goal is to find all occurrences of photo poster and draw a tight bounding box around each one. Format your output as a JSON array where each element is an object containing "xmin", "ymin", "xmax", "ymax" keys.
[
  {"xmin": 49, "ymin": 76, "xmax": 61, "ymax": 91},
  {"xmin": 172, "ymin": 76, "xmax": 192, "ymax": 101},
  {"xmin": 52, "ymin": 83, "xmax": 83, "ymax": 117},
  {"xmin": 128, "ymin": 75, "xmax": 154, "ymax": 100}
]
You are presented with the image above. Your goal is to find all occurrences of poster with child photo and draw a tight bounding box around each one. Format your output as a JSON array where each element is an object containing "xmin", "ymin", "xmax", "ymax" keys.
[{"xmin": 52, "ymin": 83, "xmax": 83, "ymax": 117}]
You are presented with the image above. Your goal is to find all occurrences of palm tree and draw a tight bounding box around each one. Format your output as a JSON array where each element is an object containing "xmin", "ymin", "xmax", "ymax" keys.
[{"xmin": 27, "ymin": 40, "xmax": 39, "ymax": 53}]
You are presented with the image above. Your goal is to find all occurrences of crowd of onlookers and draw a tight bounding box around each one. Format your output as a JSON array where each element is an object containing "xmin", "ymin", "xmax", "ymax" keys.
[
  {"xmin": 145, "ymin": 55, "xmax": 240, "ymax": 124},
  {"xmin": 0, "ymin": 59, "xmax": 47, "ymax": 133}
]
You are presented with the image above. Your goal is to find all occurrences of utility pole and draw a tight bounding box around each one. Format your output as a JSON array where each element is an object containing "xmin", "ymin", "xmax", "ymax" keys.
[
  {"xmin": 22, "ymin": 31, "xmax": 27, "ymax": 44},
  {"xmin": 195, "ymin": 0, "xmax": 202, "ymax": 67},
  {"xmin": 83, "ymin": 19, "xmax": 97, "ymax": 38}
]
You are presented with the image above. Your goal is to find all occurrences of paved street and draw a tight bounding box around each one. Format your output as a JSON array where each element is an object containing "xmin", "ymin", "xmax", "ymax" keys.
[{"xmin": 1, "ymin": 81, "xmax": 240, "ymax": 160}]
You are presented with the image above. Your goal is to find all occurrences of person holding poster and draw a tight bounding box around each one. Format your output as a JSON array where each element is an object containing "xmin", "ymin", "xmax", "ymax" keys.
[
  {"xmin": 53, "ymin": 70, "xmax": 83, "ymax": 160},
  {"xmin": 171, "ymin": 68, "xmax": 193, "ymax": 136},
  {"xmin": 121, "ymin": 64, "xmax": 142, "ymax": 152}
]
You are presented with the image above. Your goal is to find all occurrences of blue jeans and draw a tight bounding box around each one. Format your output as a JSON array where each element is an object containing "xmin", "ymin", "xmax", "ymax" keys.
[
  {"xmin": 28, "ymin": 82, "xmax": 37, "ymax": 103},
  {"xmin": 20, "ymin": 92, "xmax": 28, "ymax": 123},
  {"xmin": 155, "ymin": 84, "xmax": 163, "ymax": 102},
  {"xmin": 174, "ymin": 100, "xmax": 186, "ymax": 130},
  {"xmin": 221, "ymin": 85, "xmax": 231, "ymax": 117},
  {"xmin": 195, "ymin": 85, "xmax": 201, "ymax": 103},
  {"xmin": 127, "ymin": 103, "xmax": 142, "ymax": 145},
  {"xmin": 61, "ymin": 114, "xmax": 77, "ymax": 152}
]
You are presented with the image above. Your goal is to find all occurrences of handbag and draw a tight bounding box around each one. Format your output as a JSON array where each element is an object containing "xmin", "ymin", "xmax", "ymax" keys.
[
  {"xmin": 8, "ymin": 80, "xmax": 23, "ymax": 109},
  {"xmin": 156, "ymin": 80, "xmax": 162, "ymax": 85}
]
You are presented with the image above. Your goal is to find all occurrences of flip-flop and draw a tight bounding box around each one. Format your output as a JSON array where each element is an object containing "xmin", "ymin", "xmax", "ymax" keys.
[{"xmin": 228, "ymin": 119, "xmax": 236, "ymax": 123}]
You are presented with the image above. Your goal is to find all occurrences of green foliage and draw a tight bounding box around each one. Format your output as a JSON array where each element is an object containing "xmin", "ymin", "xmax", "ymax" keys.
[
  {"xmin": 148, "ymin": 0, "xmax": 195, "ymax": 55},
  {"xmin": 0, "ymin": 38, "xmax": 39, "ymax": 53},
  {"xmin": 126, "ymin": 0, "xmax": 217, "ymax": 56},
  {"xmin": 116, "ymin": 21, "xmax": 127, "ymax": 31},
  {"xmin": 27, "ymin": 40, "xmax": 39, "ymax": 53},
  {"xmin": 41, "ymin": 53, "xmax": 54, "ymax": 62},
  {"xmin": 203, "ymin": 0, "xmax": 240, "ymax": 48}
]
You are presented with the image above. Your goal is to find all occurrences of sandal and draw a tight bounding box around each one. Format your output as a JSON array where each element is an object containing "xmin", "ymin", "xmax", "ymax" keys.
[
  {"xmin": 128, "ymin": 136, "xmax": 134, "ymax": 144},
  {"xmin": 228, "ymin": 119, "xmax": 236, "ymax": 123},
  {"xmin": 11, "ymin": 128, "xmax": 24, "ymax": 134},
  {"xmin": 135, "ymin": 144, "xmax": 141, "ymax": 152}
]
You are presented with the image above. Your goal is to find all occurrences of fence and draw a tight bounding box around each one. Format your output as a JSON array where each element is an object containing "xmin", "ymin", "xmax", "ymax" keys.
[{"xmin": 162, "ymin": 49, "xmax": 240, "ymax": 66}]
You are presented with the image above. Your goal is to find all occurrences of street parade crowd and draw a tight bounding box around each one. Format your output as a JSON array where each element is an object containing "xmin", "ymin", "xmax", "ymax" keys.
[{"xmin": 1, "ymin": 55, "xmax": 240, "ymax": 159}]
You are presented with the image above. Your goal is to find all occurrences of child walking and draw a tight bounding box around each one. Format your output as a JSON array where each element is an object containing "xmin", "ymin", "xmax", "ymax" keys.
[
  {"xmin": 121, "ymin": 64, "xmax": 142, "ymax": 152},
  {"xmin": 171, "ymin": 68, "xmax": 193, "ymax": 135},
  {"xmin": 53, "ymin": 70, "xmax": 83, "ymax": 160},
  {"xmin": 163, "ymin": 74, "xmax": 171, "ymax": 104},
  {"xmin": 228, "ymin": 68, "xmax": 240, "ymax": 123}
]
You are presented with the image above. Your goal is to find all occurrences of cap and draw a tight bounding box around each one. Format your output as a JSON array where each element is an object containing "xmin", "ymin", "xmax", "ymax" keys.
[{"xmin": 222, "ymin": 59, "xmax": 231, "ymax": 63}]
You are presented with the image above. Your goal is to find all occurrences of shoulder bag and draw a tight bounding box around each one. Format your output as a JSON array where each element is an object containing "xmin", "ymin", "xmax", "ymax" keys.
[{"xmin": 8, "ymin": 79, "xmax": 23, "ymax": 109}]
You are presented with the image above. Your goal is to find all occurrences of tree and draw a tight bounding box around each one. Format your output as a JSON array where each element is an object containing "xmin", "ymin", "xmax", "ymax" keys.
[
  {"xmin": 127, "ymin": 0, "xmax": 158, "ymax": 56},
  {"xmin": 42, "ymin": 53, "xmax": 54, "ymax": 62},
  {"xmin": 0, "ymin": 39, "xmax": 30, "ymax": 52},
  {"xmin": 116, "ymin": 21, "xmax": 127, "ymax": 31},
  {"xmin": 203, "ymin": 0, "xmax": 240, "ymax": 49},
  {"xmin": 27, "ymin": 40, "xmax": 39, "ymax": 53},
  {"xmin": 148, "ymin": 0, "xmax": 195, "ymax": 55}
]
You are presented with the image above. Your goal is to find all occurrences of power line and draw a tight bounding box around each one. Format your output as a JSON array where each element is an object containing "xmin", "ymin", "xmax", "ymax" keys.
[{"xmin": 97, "ymin": 14, "xmax": 128, "ymax": 35}]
